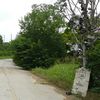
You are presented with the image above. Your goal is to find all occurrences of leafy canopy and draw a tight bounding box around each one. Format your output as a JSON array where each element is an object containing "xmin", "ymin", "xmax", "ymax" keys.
[{"xmin": 13, "ymin": 4, "xmax": 66, "ymax": 69}]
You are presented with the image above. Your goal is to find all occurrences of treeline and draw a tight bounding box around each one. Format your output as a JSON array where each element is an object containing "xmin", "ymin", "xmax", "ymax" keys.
[{"xmin": 0, "ymin": 35, "xmax": 13, "ymax": 58}]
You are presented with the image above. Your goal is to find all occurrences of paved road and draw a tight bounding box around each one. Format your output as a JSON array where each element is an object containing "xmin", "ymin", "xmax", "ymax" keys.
[{"xmin": 0, "ymin": 59, "xmax": 66, "ymax": 100}]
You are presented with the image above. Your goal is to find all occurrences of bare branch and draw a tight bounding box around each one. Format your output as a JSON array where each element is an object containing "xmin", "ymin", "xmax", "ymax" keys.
[
  {"xmin": 94, "ymin": 0, "xmax": 100, "ymax": 11},
  {"xmin": 59, "ymin": 8, "xmax": 70, "ymax": 21},
  {"xmin": 67, "ymin": 0, "xmax": 75, "ymax": 15},
  {"xmin": 62, "ymin": 12, "xmax": 70, "ymax": 21},
  {"xmin": 71, "ymin": 0, "xmax": 81, "ymax": 14},
  {"xmin": 86, "ymin": 0, "xmax": 89, "ymax": 9}
]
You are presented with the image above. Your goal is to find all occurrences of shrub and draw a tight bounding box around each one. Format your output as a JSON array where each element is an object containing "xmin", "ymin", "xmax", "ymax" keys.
[
  {"xmin": 87, "ymin": 40, "xmax": 100, "ymax": 89},
  {"xmin": 12, "ymin": 36, "xmax": 56, "ymax": 69}
]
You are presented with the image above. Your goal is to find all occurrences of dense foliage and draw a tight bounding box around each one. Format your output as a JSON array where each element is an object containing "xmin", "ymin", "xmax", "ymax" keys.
[
  {"xmin": 12, "ymin": 4, "xmax": 66, "ymax": 69},
  {"xmin": 87, "ymin": 41, "xmax": 100, "ymax": 90}
]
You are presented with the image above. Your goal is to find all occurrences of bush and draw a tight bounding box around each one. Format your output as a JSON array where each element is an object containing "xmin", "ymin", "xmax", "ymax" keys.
[
  {"xmin": 12, "ymin": 36, "xmax": 56, "ymax": 69},
  {"xmin": 87, "ymin": 40, "xmax": 100, "ymax": 90}
]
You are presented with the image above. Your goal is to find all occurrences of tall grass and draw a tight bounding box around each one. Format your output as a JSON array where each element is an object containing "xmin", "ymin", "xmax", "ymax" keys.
[{"xmin": 32, "ymin": 63, "xmax": 78, "ymax": 90}]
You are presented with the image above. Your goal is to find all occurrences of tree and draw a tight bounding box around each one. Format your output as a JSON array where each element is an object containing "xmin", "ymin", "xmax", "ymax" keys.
[
  {"xmin": 0, "ymin": 35, "xmax": 3, "ymax": 44},
  {"xmin": 55, "ymin": 0, "xmax": 100, "ymax": 68},
  {"xmin": 13, "ymin": 4, "xmax": 66, "ymax": 69},
  {"xmin": 0, "ymin": 35, "xmax": 3, "ymax": 50},
  {"xmin": 20, "ymin": 4, "xmax": 66, "ymax": 57},
  {"xmin": 55, "ymin": 0, "xmax": 100, "ymax": 91}
]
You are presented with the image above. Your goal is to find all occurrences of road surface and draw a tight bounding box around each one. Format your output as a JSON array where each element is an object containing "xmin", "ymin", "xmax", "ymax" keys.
[{"xmin": 0, "ymin": 59, "xmax": 67, "ymax": 100}]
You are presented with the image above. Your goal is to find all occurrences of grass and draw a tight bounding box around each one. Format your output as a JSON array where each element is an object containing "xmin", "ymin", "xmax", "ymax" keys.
[
  {"xmin": 32, "ymin": 62, "xmax": 100, "ymax": 100},
  {"xmin": 32, "ymin": 63, "xmax": 78, "ymax": 90},
  {"xmin": 0, "ymin": 56, "xmax": 12, "ymax": 59}
]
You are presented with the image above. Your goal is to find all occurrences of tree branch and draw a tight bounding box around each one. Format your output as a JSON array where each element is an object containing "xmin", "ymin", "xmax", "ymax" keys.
[
  {"xmin": 71, "ymin": 0, "xmax": 81, "ymax": 14},
  {"xmin": 67, "ymin": 0, "xmax": 75, "ymax": 15}
]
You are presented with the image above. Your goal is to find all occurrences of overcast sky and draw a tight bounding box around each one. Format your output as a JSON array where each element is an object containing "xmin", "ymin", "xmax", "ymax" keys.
[{"xmin": 0, "ymin": 0, "xmax": 57, "ymax": 42}]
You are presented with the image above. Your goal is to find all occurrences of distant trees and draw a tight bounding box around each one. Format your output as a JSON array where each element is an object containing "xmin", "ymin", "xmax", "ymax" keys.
[
  {"xmin": 0, "ymin": 35, "xmax": 3, "ymax": 43},
  {"xmin": 0, "ymin": 35, "xmax": 3, "ymax": 49},
  {"xmin": 0, "ymin": 35, "xmax": 13, "ymax": 57},
  {"xmin": 12, "ymin": 4, "xmax": 66, "ymax": 69}
]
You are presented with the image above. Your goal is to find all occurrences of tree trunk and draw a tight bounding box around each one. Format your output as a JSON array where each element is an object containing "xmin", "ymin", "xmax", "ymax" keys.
[{"xmin": 82, "ymin": 43, "xmax": 86, "ymax": 68}]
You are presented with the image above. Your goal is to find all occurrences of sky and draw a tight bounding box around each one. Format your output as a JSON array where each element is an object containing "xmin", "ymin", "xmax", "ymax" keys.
[{"xmin": 0, "ymin": 0, "xmax": 57, "ymax": 42}]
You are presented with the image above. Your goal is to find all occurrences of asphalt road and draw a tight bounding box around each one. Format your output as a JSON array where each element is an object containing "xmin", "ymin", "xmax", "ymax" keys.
[{"xmin": 0, "ymin": 59, "xmax": 66, "ymax": 100}]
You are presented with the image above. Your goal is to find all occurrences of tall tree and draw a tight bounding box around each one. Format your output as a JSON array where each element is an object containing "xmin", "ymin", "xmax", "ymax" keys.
[
  {"xmin": 13, "ymin": 4, "xmax": 66, "ymax": 68},
  {"xmin": 19, "ymin": 4, "xmax": 66, "ymax": 58},
  {"xmin": 55, "ymin": 0, "xmax": 100, "ymax": 67}
]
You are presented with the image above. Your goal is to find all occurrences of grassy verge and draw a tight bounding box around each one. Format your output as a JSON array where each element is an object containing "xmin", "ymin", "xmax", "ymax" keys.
[
  {"xmin": 32, "ymin": 63, "xmax": 100, "ymax": 100},
  {"xmin": 0, "ymin": 56, "xmax": 12, "ymax": 59},
  {"xmin": 32, "ymin": 63, "xmax": 78, "ymax": 90}
]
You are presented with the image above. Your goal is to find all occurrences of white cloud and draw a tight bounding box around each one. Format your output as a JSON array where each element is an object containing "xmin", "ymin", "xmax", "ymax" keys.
[{"xmin": 0, "ymin": 0, "xmax": 57, "ymax": 42}]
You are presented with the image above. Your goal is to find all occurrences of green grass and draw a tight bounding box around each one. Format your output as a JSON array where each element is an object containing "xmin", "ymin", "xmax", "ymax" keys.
[
  {"xmin": 32, "ymin": 63, "xmax": 78, "ymax": 90},
  {"xmin": 0, "ymin": 56, "xmax": 12, "ymax": 59},
  {"xmin": 32, "ymin": 63, "xmax": 100, "ymax": 100}
]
